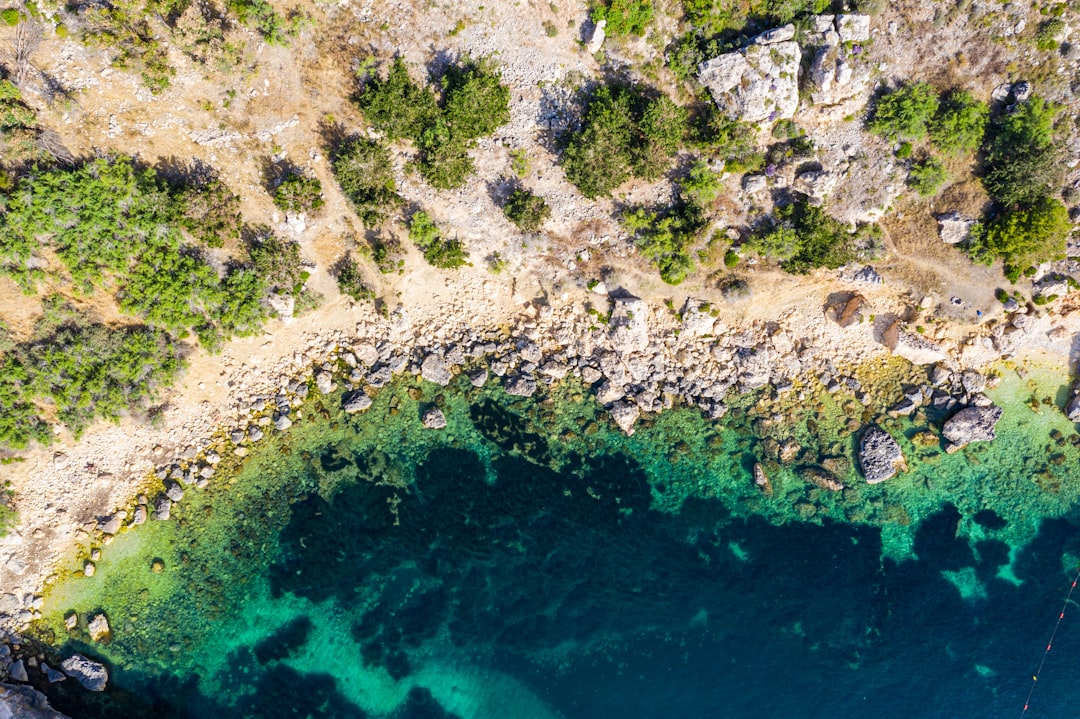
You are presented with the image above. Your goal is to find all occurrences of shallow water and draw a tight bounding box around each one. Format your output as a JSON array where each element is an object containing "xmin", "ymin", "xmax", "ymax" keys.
[{"xmin": 30, "ymin": 361, "xmax": 1080, "ymax": 719}]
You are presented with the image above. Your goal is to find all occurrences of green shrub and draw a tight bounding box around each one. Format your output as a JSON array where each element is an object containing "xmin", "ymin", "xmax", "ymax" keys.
[
  {"xmin": 895, "ymin": 141, "xmax": 913, "ymax": 159},
  {"xmin": 562, "ymin": 82, "xmax": 686, "ymax": 198},
  {"xmin": 416, "ymin": 120, "xmax": 476, "ymax": 189},
  {"xmin": 867, "ymin": 82, "xmax": 940, "ymax": 142},
  {"xmin": 748, "ymin": 199, "xmax": 880, "ymax": 274},
  {"xmin": 681, "ymin": 0, "xmax": 830, "ymax": 35},
  {"xmin": 1035, "ymin": 18, "xmax": 1064, "ymax": 51},
  {"xmin": 1, "ymin": 9, "xmax": 20, "ymax": 25},
  {"xmin": 409, "ymin": 211, "xmax": 467, "ymax": 269},
  {"xmin": 441, "ymin": 57, "xmax": 512, "ymax": 141},
  {"xmin": 982, "ymin": 96, "xmax": 1064, "ymax": 208},
  {"xmin": 178, "ymin": 178, "xmax": 242, "ymax": 248},
  {"xmin": 354, "ymin": 57, "xmax": 440, "ymax": 141},
  {"xmin": 335, "ymin": 253, "xmax": 375, "ymax": 301},
  {"xmin": 930, "ymin": 89, "xmax": 987, "ymax": 155},
  {"xmin": 691, "ymin": 110, "xmax": 763, "ymax": 173},
  {"xmin": 82, "ymin": 8, "xmax": 176, "ymax": 93},
  {"xmin": 622, "ymin": 201, "xmax": 705, "ymax": 285},
  {"xmin": 330, "ymin": 137, "xmax": 402, "ymax": 226},
  {"xmin": 225, "ymin": 0, "xmax": 299, "ymax": 45},
  {"xmin": 969, "ymin": 196, "xmax": 1070, "ymax": 279},
  {"xmin": 723, "ymin": 249, "xmax": 739, "ymax": 268},
  {"xmin": 771, "ymin": 118, "xmax": 801, "ymax": 140},
  {"xmin": 592, "ymin": 0, "xmax": 653, "ymax": 36},
  {"xmin": 273, "ymin": 173, "xmax": 324, "ymax": 214},
  {"xmin": 908, "ymin": 156, "xmax": 948, "ymax": 197},
  {"xmin": 248, "ymin": 232, "xmax": 305, "ymax": 296},
  {"xmin": 677, "ymin": 158, "xmax": 721, "ymax": 205},
  {"xmin": 503, "ymin": 188, "xmax": 551, "ymax": 232},
  {"xmin": 117, "ymin": 241, "xmax": 223, "ymax": 336}
]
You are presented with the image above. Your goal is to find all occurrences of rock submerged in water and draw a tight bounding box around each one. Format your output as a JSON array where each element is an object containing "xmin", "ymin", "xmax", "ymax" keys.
[
  {"xmin": 87, "ymin": 612, "xmax": 110, "ymax": 642},
  {"xmin": 752, "ymin": 463, "xmax": 773, "ymax": 495},
  {"xmin": 859, "ymin": 426, "xmax": 906, "ymax": 484},
  {"xmin": 942, "ymin": 405, "xmax": 1004, "ymax": 452},
  {"xmin": 60, "ymin": 654, "xmax": 108, "ymax": 692},
  {"xmin": 421, "ymin": 407, "xmax": 447, "ymax": 430},
  {"xmin": 799, "ymin": 466, "xmax": 844, "ymax": 492},
  {"xmin": 342, "ymin": 391, "xmax": 372, "ymax": 414}
]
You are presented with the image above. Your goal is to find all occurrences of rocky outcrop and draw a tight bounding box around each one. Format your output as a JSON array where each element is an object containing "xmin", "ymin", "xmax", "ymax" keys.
[
  {"xmin": 792, "ymin": 169, "xmax": 837, "ymax": 203},
  {"xmin": 608, "ymin": 295, "xmax": 649, "ymax": 354},
  {"xmin": 342, "ymin": 390, "xmax": 373, "ymax": 413},
  {"xmin": 61, "ymin": 654, "xmax": 108, "ymax": 692},
  {"xmin": 943, "ymin": 405, "xmax": 1004, "ymax": 452},
  {"xmin": 882, "ymin": 322, "xmax": 948, "ymax": 365},
  {"xmin": 799, "ymin": 466, "xmax": 844, "ymax": 492},
  {"xmin": 421, "ymin": 407, "xmax": 447, "ymax": 430},
  {"xmin": 859, "ymin": 426, "xmax": 906, "ymax": 483},
  {"xmin": 608, "ymin": 401, "xmax": 640, "ymax": 436},
  {"xmin": 806, "ymin": 14, "xmax": 872, "ymax": 105},
  {"xmin": 936, "ymin": 211, "xmax": 975, "ymax": 244},
  {"xmin": 698, "ymin": 41, "xmax": 801, "ymax": 123},
  {"xmin": 585, "ymin": 18, "xmax": 606, "ymax": 53},
  {"xmin": 0, "ymin": 683, "xmax": 71, "ymax": 719}
]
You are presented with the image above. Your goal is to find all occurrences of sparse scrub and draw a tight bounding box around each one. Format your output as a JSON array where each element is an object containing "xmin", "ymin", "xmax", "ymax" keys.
[
  {"xmin": 330, "ymin": 137, "xmax": 403, "ymax": 227},
  {"xmin": 747, "ymin": 199, "xmax": 882, "ymax": 274},
  {"xmin": 335, "ymin": 253, "xmax": 376, "ymax": 301},
  {"xmin": 273, "ymin": 173, "xmax": 324, "ymax": 214},
  {"xmin": 408, "ymin": 211, "xmax": 467, "ymax": 269}
]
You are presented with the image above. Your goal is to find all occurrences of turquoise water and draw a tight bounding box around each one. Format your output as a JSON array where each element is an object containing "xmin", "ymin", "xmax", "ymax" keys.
[{"xmin": 27, "ymin": 360, "xmax": 1080, "ymax": 718}]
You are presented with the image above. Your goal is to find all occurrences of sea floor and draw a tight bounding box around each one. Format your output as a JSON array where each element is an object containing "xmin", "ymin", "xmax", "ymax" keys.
[{"xmin": 28, "ymin": 361, "xmax": 1080, "ymax": 719}]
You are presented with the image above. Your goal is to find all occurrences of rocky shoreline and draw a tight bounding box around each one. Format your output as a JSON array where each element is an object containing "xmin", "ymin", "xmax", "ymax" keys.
[{"xmin": 0, "ymin": 279, "xmax": 1077, "ymax": 708}]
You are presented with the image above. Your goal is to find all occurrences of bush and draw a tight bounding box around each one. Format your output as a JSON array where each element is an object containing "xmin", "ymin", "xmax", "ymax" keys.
[
  {"xmin": 930, "ymin": 90, "xmax": 987, "ymax": 155},
  {"xmin": 178, "ymin": 178, "xmax": 242, "ymax": 248},
  {"xmin": 1035, "ymin": 19, "xmax": 1064, "ymax": 51},
  {"xmin": 408, "ymin": 211, "xmax": 467, "ymax": 269},
  {"xmin": 1, "ymin": 9, "xmax": 19, "ymax": 25},
  {"xmin": 502, "ymin": 188, "xmax": 550, "ymax": 232},
  {"xmin": 691, "ymin": 110, "xmax": 763, "ymax": 173},
  {"xmin": 330, "ymin": 137, "xmax": 402, "ymax": 226},
  {"xmin": 355, "ymin": 57, "xmax": 440, "ymax": 141},
  {"xmin": 681, "ymin": 0, "xmax": 829, "ymax": 35},
  {"xmin": 908, "ymin": 156, "xmax": 948, "ymax": 197},
  {"xmin": 592, "ymin": 0, "xmax": 653, "ymax": 36},
  {"xmin": 677, "ymin": 159, "xmax": 721, "ymax": 205},
  {"xmin": 273, "ymin": 173, "xmax": 324, "ymax": 214},
  {"xmin": 622, "ymin": 201, "xmax": 706, "ymax": 285},
  {"xmin": 441, "ymin": 57, "xmax": 512, "ymax": 141},
  {"xmin": 334, "ymin": 253, "xmax": 375, "ymax": 301},
  {"xmin": 562, "ymin": 82, "xmax": 686, "ymax": 198},
  {"xmin": 867, "ymin": 82, "xmax": 940, "ymax": 142},
  {"xmin": 82, "ymin": 7, "xmax": 176, "ymax": 93},
  {"xmin": 969, "ymin": 196, "xmax": 1070, "ymax": 279},
  {"xmin": 982, "ymin": 96, "xmax": 1064, "ymax": 208},
  {"xmin": 748, "ymin": 199, "xmax": 880, "ymax": 274}
]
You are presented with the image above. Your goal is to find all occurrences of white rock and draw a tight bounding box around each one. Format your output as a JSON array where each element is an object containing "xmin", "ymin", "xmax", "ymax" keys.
[
  {"xmin": 936, "ymin": 211, "xmax": 974, "ymax": 244},
  {"xmin": 609, "ymin": 401, "xmax": 641, "ymax": 435},
  {"xmin": 752, "ymin": 23, "xmax": 795, "ymax": 44},
  {"xmin": 836, "ymin": 14, "xmax": 871, "ymax": 43},
  {"xmin": 421, "ymin": 407, "xmax": 447, "ymax": 429},
  {"xmin": 698, "ymin": 41, "xmax": 802, "ymax": 123},
  {"xmin": 586, "ymin": 18, "xmax": 606, "ymax": 53}
]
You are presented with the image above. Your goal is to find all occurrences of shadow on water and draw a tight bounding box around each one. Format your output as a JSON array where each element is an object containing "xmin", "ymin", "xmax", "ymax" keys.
[{"xmin": 39, "ymin": 432, "xmax": 1080, "ymax": 719}]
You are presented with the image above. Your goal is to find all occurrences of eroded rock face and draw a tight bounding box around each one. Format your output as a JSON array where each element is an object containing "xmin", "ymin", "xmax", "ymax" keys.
[
  {"xmin": 698, "ymin": 41, "xmax": 801, "ymax": 123},
  {"xmin": 608, "ymin": 296, "xmax": 649, "ymax": 354},
  {"xmin": 859, "ymin": 426, "xmax": 906, "ymax": 483},
  {"xmin": 0, "ymin": 683, "xmax": 71, "ymax": 719},
  {"xmin": 943, "ymin": 405, "xmax": 1004, "ymax": 452}
]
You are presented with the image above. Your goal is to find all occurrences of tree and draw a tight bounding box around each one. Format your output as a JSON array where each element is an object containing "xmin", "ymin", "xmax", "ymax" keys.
[
  {"xmin": 330, "ymin": 137, "xmax": 402, "ymax": 226},
  {"xmin": 982, "ymin": 97, "xmax": 1065, "ymax": 207},
  {"xmin": 868, "ymin": 82, "xmax": 940, "ymax": 142},
  {"xmin": 502, "ymin": 188, "xmax": 550, "ymax": 232},
  {"xmin": 971, "ymin": 197, "xmax": 1070, "ymax": 281},
  {"xmin": 930, "ymin": 90, "xmax": 987, "ymax": 155}
]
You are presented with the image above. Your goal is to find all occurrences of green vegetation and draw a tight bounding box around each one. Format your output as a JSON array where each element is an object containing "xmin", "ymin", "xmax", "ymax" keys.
[
  {"xmin": 502, "ymin": 188, "xmax": 551, "ymax": 232},
  {"xmin": 509, "ymin": 149, "xmax": 531, "ymax": 178},
  {"xmin": 969, "ymin": 197, "xmax": 1071, "ymax": 282},
  {"xmin": 680, "ymin": 0, "xmax": 830, "ymax": 36},
  {"xmin": 81, "ymin": 5, "xmax": 175, "ymax": 94},
  {"xmin": 1035, "ymin": 18, "xmax": 1064, "ymax": 51},
  {"xmin": 354, "ymin": 56, "xmax": 510, "ymax": 190},
  {"xmin": 692, "ymin": 111, "xmax": 763, "ymax": 173},
  {"xmin": 408, "ymin": 211, "xmax": 468, "ymax": 269},
  {"xmin": 273, "ymin": 173, "xmax": 324, "ymax": 214},
  {"xmin": 908, "ymin": 156, "xmax": 948, "ymax": 197},
  {"xmin": 330, "ymin": 137, "xmax": 403, "ymax": 227},
  {"xmin": 677, "ymin": 159, "xmax": 722, "ymax": 205},
  {"xmin": 929, "ymin": 90, "xmax": 987, "ymax": 155},
  {"xmin": 334, "ymin": 253, "xmax": 376, "ymax": 301},
  {"xmin": 747, "ymin": 198, "xmax": 882, "ymax": 274},
  {"xmin": 0, "ymin": 80, "xmax": 48, "ymax": 167},
  {"xmin": 225, "ymin": 0, "xmax": 307, "ymax": 45},
  {"xmin": 981, "ymin": 97, "xmax": 1065, "ymax": 208},
  {"xmin": 177, "ymin": 178, "xmax": 242, "ymax": 248},
  {"xmin": 1, "ymin": 8, "xmax": 20, "ymax": 26},
  {"xmin": 561, "ymin": 82, "xmax": 687, "ymax": 198},
  {"xmin": 0, "ymin": 298, "xmax": 183, "ymax": 448},
  {"xmin": 867, "ymin": 82, "xmax": 939, "ymax": 142},
  {"xmin": 591, "ymin": 0, "xmax": 653, "ymax": 36}
]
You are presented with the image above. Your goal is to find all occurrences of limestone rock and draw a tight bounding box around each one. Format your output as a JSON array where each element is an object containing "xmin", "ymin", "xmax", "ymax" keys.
[
  {"xmin": 698, "ymin": 41, "xmax": 801, "ymax": 123},
  {"xmin": 0, "ymin": 683, "xmax": 71, "ymax": 719},
  {"xmin": 421, "ymin": 407, "xmax": 447, "ymax": 430},
  {"xmin": 274, "ymin": 415, "xmax": 292, "ymax": 431},
  {"xmin": 596, "ymin": 380, "xmax": 625, "ymax": 406},
  {"xmin": 859, "ymin": 426, "xmax": 907, "ymax": 483},
  {"xmin": 882, "ymin": 322, "xmax": 948, "ymax": 365},
  {"xmin": 960, "ymin": 370, "xmax": 986, "ymax": 395},
  {"xmin": 792, "ymin": 169, "xmax": 837, "ymax": 202},
  {"xmin": 342, "ymin": 391, "xmax": 372, "ymax": 413},
  {"xmin": 9, "ymin": 660, "xmax": 27, "ymax": 682},
  {"xmin": 752, "ymin": 23, "xmax": 795, "ymax": 44},
  {"xmin": 315, "ymin": 372, "xmax": 334, "ymax": 395},
  {"xmin": 152, "ymin": 495, "xmax": 172, "ymax": 521},
  {"xmin": 735, "ymin": 346, "xmax": 771, "ymax": 390},
  {"xmin": 680, "ymin": 298, "xmax": 717, "ymax": 337},
  {"xmin": 943, "ymin": 405, "xmax": 1004, "ymax": 451},
  {"xmin": 131, "ymin": 505, "xmax": 146, "ymax": 526},
  {"xmin": 742, "ymin": 174, "xmax": 768, "ymax": 194},
  {"xmin": 851, "ymin": 266, "xmax": 882, "ymax": 286},
  {"xmin": 836, "ymin": 14, "xmax": 871, "ymax": 42},
  {"xmin": 608, "ymin": 295, "xmax": 649, "ymax": 354},
  {"xmin": 586, "ymin": 18, "xmax": 606, "ymax": 53},
  {"xmin": 505, "ymin": 375, "xmax": 537, "ymax": 397},
  {"xmin": 420, "ymin": 354, "xmax": 452, "ymax": 386},
  {"xmin": 936, "ymin": 211, "xmax": 974, "ymax": 244},
  {"xmin": 87, "ymin": 613, "xmax": 110, "ymax": 642},
  {"xmin": 809, "ymin": 44, "xmax": 871, "ymax": 105},
  {"xmin": 609, "ymin": 401, "xmax": 640, "ymax": 436},
  {"xmin": 266, "ymin": 293, "xmax": 295, "ymax": 319},
  {"xmin": 467, "ymin": 368, "xmax": 488, "ymax": 388},
  {"xmin": 61, "ymin": 655, "xmax": 108, "ymax": 692},
  {"xmin": 164, "ymin": 481, "xmax": 184, "ymax": 503}
]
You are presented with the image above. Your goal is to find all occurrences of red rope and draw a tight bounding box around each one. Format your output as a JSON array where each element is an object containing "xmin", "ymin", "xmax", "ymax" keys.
[{"xmin": 1020, "ymin": 568, "xmax": 1080, "ymax": 717}]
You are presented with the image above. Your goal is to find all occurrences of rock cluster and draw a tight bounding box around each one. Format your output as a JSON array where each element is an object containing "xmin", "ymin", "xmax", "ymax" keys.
[
  {"xmin": 859, "ymin": 426, "xmax": 906, "ymax": 483},
  {"xmin": 0, "ymin": 683, "xmax": 71, "ymax": 718}
]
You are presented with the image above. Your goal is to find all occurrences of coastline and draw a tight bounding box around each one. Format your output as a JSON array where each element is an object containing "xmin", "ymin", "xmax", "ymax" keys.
[{"xmin": 3, "ymin": 261, "xmax": 1079, "ymax": 641}]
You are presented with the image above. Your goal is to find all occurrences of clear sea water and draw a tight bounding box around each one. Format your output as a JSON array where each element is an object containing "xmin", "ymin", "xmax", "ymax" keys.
[{"xmin": 28, "ymin": 360, "xmax": 1080, "ymax": 719}]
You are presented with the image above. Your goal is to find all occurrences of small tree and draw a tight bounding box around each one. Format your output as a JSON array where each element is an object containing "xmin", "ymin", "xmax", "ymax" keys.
[
  {"xmin": 409, "ymin": 211, "xmax": 467, "ymax": 269},
  {"xmin": 273, "ymin": 174, "xmax": 324, "ymax": 214},
  {"xmin": 502, "ymin": 188, "xmax": 550, "ymax": 232},
  {"xmin": 930, "ymin": 90, "xmax": 987, "ymax": 155},
  {"xmin": 908, "ymin": 156, "xmax": 948, "ymax": 197},
  {"xmin": 331, "ymin": 137, "xmax": 402, "ymax": 226},
  {"xmin": 868, "ymin": 82, "xmax": 940, "ymax": 142},
  {"xmin": 982, "ymin": 97, "xmax": 1064, "ymax": 208},
  {"xmin": 970, "ymin": 197, "xmax": 1071, "ymax": 281}
]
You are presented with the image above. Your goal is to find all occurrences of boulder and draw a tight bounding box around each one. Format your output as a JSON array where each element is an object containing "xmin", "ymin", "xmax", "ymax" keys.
[
  {"xmin": 467, "ymin": 368, "xmax": 489, "ymax": 388},
  {"xmin": 342, "ymin": 391, "xmax": 372, "ymax": 413},
  {"xmin": 152, "ymin": 496, "xmax": 171, "ymax": 521},
  {"xmin": 680, "ymin": 298, "xmax": 717, "ymax": 337},
  {"xmin": 943, "ymin": 405, "xmax": 1004, "ymax": 451},
  {"xmin": 164, "ymin": 481, "xmax": 184, "ymax": 503},
  {"xmin": 595, "ymin": 380, "xmax": 625, "ymax": 406},
  {"xmin": 421, "ymin": 407, "xmax": 447, "ymax": 430},
  {"xmin": 609, "ymin": 401, "xmax": 641, "ymax": 436},
  {"xmin": 836, "ymin": 14, "xmax": 871, "ymax": 43},
  {"xmin": 851, "ymin": 266, "xmax": 882, "ymax": 286},
  {"xmin": 742, "ymin": 174, "xmax": 768, "ymax": 194},
  {"xmin": 9, "ymin": 660, "xmax": 27, "ymax": 682},
  {"xmin": 87, "ymin": 613, "xmax": 110, "ymax": 642},
  {"xmin": 273, "ymin": 415, "xmax": 292, "ymax": 431},
  {"xmin": 0, "ymin": 683, "xmax": 72, "ymax": 719},
  {"xmin": 859, "ymin": 426, "xmax": 907, "ymax": 483},
  {"xmin": 585, "ymin": 18, "xmax": 606, "ymax": 53},
  {"xmin": 735, "ymin": 346, "xmax": 771, "ymax": 390},
  {"xmin": 799, "ymin": 466, "xmax": 844, "ymax": 491},
  {"xmin": 130, "ymin": 505, "xmax": 146, "ymax": 526},
  {"xmin": 752, "ymin": 463, "xmax": 773, "ymax": 495},
  {"xmin": 60, "ymin": 655, "xmax": 108, "ymax": 692},
  {"xmin": 752, "ymin": 23, "xmax": 795, "ymax": 44},
  {"xmin": 936, "ymin": 211, "xmax": 975, "ymax": 244},
  {"xmin": 1067, "ymin": 393, "xmax": 1080, "ymax": 422},
  {"xmin": 960, "ymin": 369, "xmax": 986, "ymax": 395},
  {"xmin": 825, "ymin": 293, "xmax": 866, "ymax": 328},
  {"xmin": 698, "ymin": 41, "xmax": 801, "ymax": 123},
  {"xmin": 882, "ymin": 322, "xmax": 948, "ymax": 365},
  {"xmin": 420, "ymin": 354, "xmax": 452, "ymax": 386},
  {"xmin": 315, "ymin": 372, "xmax": 334, "ymax": 395},
  {"xmin": 792, "ymin": 169, "xmax": 837, "ymax": 202},
  {"xmin": 505, "ymin": 375, "xmax": 537, "ymax": 397},
  {"xmin": 266, "ymin": 293, "xmax": 295, "ymax": 319}
]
